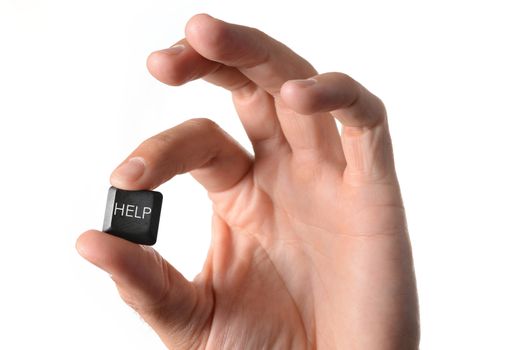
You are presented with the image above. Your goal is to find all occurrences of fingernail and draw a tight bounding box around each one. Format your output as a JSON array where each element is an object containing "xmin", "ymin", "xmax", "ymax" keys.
[
  {"xmin": 291, "ymin": 78, "xmax": 317, "ymax": 87},
  {"xmin": 167, "ymin": 44, "xmax": 185, "ymax": 54},
  {"xmin": 113, "ymin": 157, "xmax": 146, "ymax": 183}
]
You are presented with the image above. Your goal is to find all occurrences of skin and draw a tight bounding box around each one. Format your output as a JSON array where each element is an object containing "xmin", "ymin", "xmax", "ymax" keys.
[{"xmin": 76, "ymin": 14, "xmax": 419, "ymax": 350}]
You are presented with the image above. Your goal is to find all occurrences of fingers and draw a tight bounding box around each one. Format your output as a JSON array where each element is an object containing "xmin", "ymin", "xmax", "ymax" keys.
[
  {"xmin": 184, "ymin": 14, "xmax": 317, "ymax": 95},
  {"xmin": 149, "ymin": 14, "xmax": 341, "ymax": 157},
  {"xmin": 184, "ymin": 14, "xmax": 343, "ymax": 155},
  {"xmin": 281, "ymin": 72, "xmax": 397, "ymax": 182},
  {"xmin": 110, "ymin": 118, "xmax": 252, "ymax": 193},
  {"xmin": 147, "ymin": 39, "xmax": 285, "ymax": 155},
  {"xmin": 76, "ymin": 231, "xmax": 211, "ymax": 348}
]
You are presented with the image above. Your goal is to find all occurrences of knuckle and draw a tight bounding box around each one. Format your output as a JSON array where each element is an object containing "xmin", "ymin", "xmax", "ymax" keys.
[
  {"xmin": 335, "ymin": 71, "xmax": 353, "ymax": 82},
  {"xmin": 184, "ymin": 118, "xmax": 224, "ymax": 140},
  {"xmin": 184, "ymin": 117, "xmax": 219, "ymax": 131},
  {"xmin": 370, "ymin": 93, "xmax": 387, "ymax": 120},
  {"xmin": 141, "ymin": 132, "xmax": 173, "ymax": 152},
  {"xmin": 141, "ymin": 118, "xmax": 222, "ymax": 152}
]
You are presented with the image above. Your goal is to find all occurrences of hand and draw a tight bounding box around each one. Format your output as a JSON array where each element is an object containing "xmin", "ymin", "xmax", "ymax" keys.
[{"xmin": 77, "ymin": 14, "xmax": 419, "ymax": 349}]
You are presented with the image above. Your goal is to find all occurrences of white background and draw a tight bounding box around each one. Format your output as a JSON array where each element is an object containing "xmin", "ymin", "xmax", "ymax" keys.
[{"xmin": 1, "ymin": 0, "xmax": 525, "ymax": 349}]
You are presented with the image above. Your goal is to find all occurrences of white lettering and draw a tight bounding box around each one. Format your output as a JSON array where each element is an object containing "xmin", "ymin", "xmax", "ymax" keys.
[
  {"xmin": 142, "ymin": 207, "xmax": 152, "ymax": 219},
  {"xmin": 114, "ymin": 202, "xmax": 125, "ymax": 216},
  {"xmin": 125, "ymin": 205, "xmax": 135, "ymax": 218},
  {"xmin": 114, "ymin": 202, "xmax": 152, "ymax": 220}
]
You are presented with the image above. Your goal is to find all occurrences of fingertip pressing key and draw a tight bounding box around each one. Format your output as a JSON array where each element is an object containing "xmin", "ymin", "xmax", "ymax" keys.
[{"xmin": 111, "ymin": 157, "xmax": 146, "ymax": 184}]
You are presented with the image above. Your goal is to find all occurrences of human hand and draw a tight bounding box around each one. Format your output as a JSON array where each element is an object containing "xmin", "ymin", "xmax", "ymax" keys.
[{"xmin": 77, "ymin": 14, "xmax": 419, "ymax": 349}]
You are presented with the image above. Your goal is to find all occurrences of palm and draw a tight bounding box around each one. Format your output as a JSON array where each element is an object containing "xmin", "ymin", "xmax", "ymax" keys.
[{"xmin": 201, "ymin": 121, "xmax": 412, "ymax": 348}]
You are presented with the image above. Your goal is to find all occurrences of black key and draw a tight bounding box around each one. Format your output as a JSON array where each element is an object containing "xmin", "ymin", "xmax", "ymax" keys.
[{"xmin": 102, "ymin": 186, "xmax": 163, "ymax": 245}]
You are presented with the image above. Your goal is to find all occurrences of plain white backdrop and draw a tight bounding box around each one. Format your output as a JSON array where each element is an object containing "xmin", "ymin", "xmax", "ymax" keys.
[{"xmin": 1, "ymin": 0, "xmax": 525, "ymax": 349}]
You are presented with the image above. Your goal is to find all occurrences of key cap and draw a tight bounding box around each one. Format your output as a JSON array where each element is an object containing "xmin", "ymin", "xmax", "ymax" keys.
[{"xmin": 102, "ymin": 186, "xmax": 163, "ymax": 245}]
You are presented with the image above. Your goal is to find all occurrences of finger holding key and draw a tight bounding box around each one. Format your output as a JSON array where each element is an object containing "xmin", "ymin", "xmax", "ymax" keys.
[
  {"xmin": 110, "ymin": 118, "xmax": 253, "ymax": 193},
  {"xmin": 77, "ymin": 118, "xmax": 255, "ymax": 349}
]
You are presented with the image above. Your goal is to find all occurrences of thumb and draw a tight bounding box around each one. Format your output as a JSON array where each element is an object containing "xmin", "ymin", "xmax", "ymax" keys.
[{"xmin": 76, "ymin": 230, "xmax": 212, "ymax": 348}]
